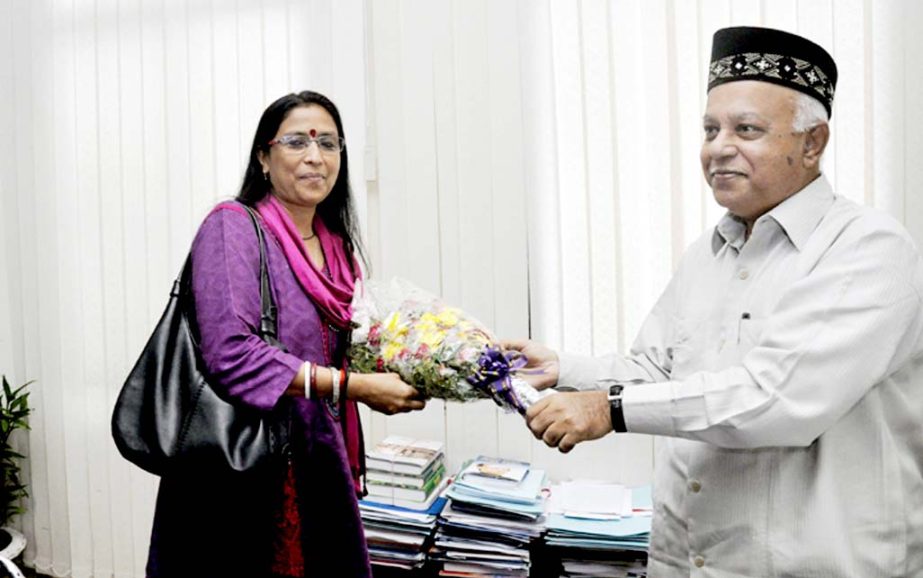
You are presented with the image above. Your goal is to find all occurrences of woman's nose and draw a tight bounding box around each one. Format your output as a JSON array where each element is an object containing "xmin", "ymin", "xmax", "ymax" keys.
[{"xmin": 303, "ymin": 142, "xmax": 323, "ymax": 163}]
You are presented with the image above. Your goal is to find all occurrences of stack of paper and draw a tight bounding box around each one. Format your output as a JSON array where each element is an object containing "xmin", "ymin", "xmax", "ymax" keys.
[
  {"xmin": 545, "ymin": 482, "xmax": 652, "ymax": 577},
  {"xmin": 432, "ymin": 456, "xmax": 548, "ymax": 577},
  {"xmin": 546, "ymin": 515, "xmax": 651, "ymax": 551},
  {"xmin": 559, "ymin": 557, "xmax": 648, "ymax": 578},
  {"xmin": 358, "ymin": 495, "xmax": 448, "ymax": 571}
]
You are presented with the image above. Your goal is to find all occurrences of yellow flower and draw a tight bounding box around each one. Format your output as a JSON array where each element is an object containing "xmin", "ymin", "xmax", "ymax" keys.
[
  {"xmin": 382, "ymin": 341, "xmax": 403, "ymax": 362},
  {"xmin": 419, "ymin": 328, "xmax": 446, "ymax": 349},
  {"xmin": 417, "ymin": 313, "xmax": 439, "ymax": 334},
  {"xmin": 384, "ymin": 311, "xmax": 409, "ymax": 338},
  {"xmin": 384, "ymin": 312, "xmax": 401, "ymax": 333},
  {"xmin": 435, "ymin": 308, "xmax": 460, "ymax": 327}
]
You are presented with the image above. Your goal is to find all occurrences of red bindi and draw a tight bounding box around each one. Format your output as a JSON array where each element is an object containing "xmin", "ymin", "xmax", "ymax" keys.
[{"xmin": 309, "ymin": 129, "xmax": 317, "ymax": 138}]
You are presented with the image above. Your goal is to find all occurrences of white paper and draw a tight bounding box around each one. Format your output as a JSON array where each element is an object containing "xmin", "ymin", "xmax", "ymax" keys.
[{"xmin": 557, "ymin": 480, "xmax": 633, "ymax": 519}]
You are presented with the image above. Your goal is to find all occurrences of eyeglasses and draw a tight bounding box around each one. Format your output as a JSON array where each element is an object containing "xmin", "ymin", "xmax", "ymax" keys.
[{"xmin": 268, "ymin": 133, "xmax": 345, "ymax": 155}]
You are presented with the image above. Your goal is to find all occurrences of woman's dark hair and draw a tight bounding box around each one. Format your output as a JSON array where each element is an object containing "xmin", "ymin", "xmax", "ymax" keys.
[{"xmin": 237, "ymin": 90, "xmax": 367, "ymax": 272}]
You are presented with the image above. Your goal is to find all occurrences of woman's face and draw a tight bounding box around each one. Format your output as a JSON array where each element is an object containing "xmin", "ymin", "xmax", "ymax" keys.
[{"xmin": 258, "ymin": 104, "xmax": 342, "ymax": 211}]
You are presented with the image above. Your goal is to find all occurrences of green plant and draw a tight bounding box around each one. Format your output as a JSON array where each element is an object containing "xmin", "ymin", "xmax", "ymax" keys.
[{"xmin": 0, "ymin": 376, "xmax": 31, "ymax": 528}]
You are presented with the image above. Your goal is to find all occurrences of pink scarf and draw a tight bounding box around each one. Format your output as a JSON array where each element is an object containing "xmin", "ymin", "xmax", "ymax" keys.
[
  {"xmin": 255, "ymin": 195, "xmax": 359, "ymax": 330},
  {"xmin": 254, "ymin": 195, "xmax": 364, "ymax": 492}
]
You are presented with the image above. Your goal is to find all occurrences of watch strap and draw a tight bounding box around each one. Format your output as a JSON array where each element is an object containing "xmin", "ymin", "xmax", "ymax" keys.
[{"xmin": 608, "ymin": 384, "xmax": 627, "ymax": 433}]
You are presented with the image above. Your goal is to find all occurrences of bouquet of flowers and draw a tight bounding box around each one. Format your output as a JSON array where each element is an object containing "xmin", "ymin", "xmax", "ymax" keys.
[{"xmin": 348, "ymin": 279, "xmax": 552, "ymax": 414}]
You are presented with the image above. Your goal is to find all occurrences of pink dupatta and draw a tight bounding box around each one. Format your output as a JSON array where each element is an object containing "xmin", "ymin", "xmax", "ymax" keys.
[
  {"xmin": 255, "ymin": 195, "xmax": 358, "ymax": 329},
  {"xmin": 255, "ymin": 195, "xmax": 364, "ymax": 491}
]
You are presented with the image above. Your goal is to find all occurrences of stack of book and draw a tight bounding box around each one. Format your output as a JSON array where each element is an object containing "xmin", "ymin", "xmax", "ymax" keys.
[
  {"xmin": 360, "ymin": 436, "xmax": 450, "ymax": 571},
  {"xmin": 359, "ymin": 495, "xmax": 448, "ymax": 571},
  {"xmin": 432, "ymin": 456, "xmax": 547, "ymax": 577},
  {"xmin": 364, "ymin": 435, "xmax": 448, "ymax": 510}
]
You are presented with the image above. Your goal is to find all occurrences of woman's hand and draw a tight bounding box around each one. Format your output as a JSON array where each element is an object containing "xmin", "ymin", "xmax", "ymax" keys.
[
  {"xmin": 500, "ymin": 339, "xmax": 560, "ymax": 390},
  {"xmin": 349, "ymin": 373, "xmax": 427, "ymax": 415}
]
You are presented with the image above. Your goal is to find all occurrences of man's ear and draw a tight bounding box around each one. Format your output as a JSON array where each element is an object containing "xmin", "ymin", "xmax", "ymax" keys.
[{"xmin": 802, "ymin": 123, "xmax": 829, "ymax": 169}]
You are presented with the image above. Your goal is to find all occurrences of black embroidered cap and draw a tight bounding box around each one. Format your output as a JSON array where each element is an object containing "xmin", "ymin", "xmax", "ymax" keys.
[{"xmin": 708, "ymin": 26, "xmax": 837, "ymax": 118}]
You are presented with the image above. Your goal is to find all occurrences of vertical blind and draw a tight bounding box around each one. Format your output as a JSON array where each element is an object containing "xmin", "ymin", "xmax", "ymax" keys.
[
  {"xmin": 1, "ymin": 0, "xmax": 921, "ymax": 576},
  {"xmin": 0, "ymin": 1, "xmax": 368, "ymax": 575}
]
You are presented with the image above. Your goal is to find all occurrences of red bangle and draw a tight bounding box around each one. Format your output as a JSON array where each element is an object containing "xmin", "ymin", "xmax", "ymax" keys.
[
  {"xmin": 338, "ymin": 368, "xmax": 347, "ymax": 402},
  {"xmin": 309, "ymin": 363, "xmax": 318, "ymax": 398}
]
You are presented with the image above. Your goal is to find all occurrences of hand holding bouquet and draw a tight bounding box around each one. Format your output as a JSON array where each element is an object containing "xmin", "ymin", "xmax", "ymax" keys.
[{"xmin": 348, "ymin": 279, "xmax": 553, "ymax": 414}]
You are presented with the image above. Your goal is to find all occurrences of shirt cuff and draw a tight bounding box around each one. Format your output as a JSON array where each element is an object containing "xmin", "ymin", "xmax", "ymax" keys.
[{"xmin": 622, "ymin": 380, "xmax": 678, "ymax": 437}]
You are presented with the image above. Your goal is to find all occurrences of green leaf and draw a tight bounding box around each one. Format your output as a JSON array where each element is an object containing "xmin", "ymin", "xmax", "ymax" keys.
[{"xmin": 0, "ymin": 375, "xmax": 31, "ymax": 527}]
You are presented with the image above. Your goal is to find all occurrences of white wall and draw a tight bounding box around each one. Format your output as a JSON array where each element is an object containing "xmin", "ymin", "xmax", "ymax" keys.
[{"xmin": 2, "ymin": 0, "xmax": 923, "ymax": 576}]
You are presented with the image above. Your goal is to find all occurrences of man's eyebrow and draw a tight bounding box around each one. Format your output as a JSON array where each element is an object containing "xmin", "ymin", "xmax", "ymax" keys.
[
  {"xmin": 701, "ymin": 112, "xmax": 768, "ymax": 124},
  {"xmin": 731, "ymin": 112, "xmax": 768, "ymax": 122}
]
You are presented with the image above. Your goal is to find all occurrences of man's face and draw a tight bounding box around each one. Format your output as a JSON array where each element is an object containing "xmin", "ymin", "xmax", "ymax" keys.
[{"xmin": 700, "ymin": 81, "xmax": 811, "ymax": 223}]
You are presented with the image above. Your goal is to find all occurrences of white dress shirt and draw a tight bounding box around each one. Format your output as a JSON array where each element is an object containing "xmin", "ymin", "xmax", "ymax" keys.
[{"xmin": 560, "ymin": 175, "xmax": 923, "ymax": 577}]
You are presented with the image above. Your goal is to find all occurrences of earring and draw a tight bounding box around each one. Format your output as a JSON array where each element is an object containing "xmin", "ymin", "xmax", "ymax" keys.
[{"xmin": 262, "ymin": 171, "xmax": 269, "ymax": 181}]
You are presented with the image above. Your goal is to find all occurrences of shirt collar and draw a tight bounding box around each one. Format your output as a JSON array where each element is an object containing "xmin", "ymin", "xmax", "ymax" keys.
[
  {"xmin": 711, "ymin": 174, "xmax": 835, "ymax": 254},
  {"xmin": 712, "ymin": 213, "xmax": 747, "ymax": 254}
]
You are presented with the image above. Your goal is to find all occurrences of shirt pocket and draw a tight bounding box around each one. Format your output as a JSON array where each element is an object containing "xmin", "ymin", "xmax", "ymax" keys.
[{"xmin": 737, "ymin": 315, "xmax": 767, "ymax": 350}]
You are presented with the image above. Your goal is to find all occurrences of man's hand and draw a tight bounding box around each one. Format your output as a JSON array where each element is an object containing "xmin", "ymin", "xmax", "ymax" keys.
[
  {"xmin": 500, "ymin": 339, "xmax": 560, "ymax": 390},
  {"xmin": 525, "ymin": 391, "xmax": 612, "ymax": 453}
]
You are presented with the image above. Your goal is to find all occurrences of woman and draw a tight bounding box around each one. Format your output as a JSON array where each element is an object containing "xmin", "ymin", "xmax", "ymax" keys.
[{"xmin": 146, "ymin": 91, "xmax": 426, "ymax": 577}]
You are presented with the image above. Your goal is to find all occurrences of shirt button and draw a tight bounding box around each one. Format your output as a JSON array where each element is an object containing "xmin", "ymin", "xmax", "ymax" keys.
[
  {"xmin": 688, "ymin": 480, "xmax": 702, "ymax": 493},
  {"xmin": 738, "ymin": 269, "xmax": 749, "ymax": 280},
  {"xmin": 694, "ymin": 555, "xmax": 705, "ymax": 568}
]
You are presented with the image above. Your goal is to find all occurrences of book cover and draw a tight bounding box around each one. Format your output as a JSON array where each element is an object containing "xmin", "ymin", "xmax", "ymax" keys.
[
  {"xmin": 367, "ymin": 464, "xmax": 446, "ymax": 501},
  {"xmin": 362, "ymin": 478, "xmax": 449, "ymax": 511},
  {"xmin": 360, "ymin": 495, "xmax": 448, "ymax": 518},
  {"xmin": 366, "ymin": 436, "xmax": 444, "ymax": 474},
  {"xmin": 450, "ymin": 465, "xmax": 547, "ymax": 507},
  {"xmin": 459, "ymin": 455, "xmax": 530, "ymax": 484},
  {"xmin": 367, "ymin": 461, "xmax": 446, "ymax": 490}
]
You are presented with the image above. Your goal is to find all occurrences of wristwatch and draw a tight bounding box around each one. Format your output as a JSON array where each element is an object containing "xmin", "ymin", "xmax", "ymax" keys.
[{"xmin": 608, "ymin": 384, "xmax": 627, "ymax": 433}]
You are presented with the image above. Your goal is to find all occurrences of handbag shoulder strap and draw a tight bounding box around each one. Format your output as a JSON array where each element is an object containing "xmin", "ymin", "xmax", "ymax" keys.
[
  {"xmin": 241, "ymin": 205, "xmax": 279, "ymax": 341},
  {"xmin": 177, "ymin": 204, "xmax": 280, "ymax": 341}
]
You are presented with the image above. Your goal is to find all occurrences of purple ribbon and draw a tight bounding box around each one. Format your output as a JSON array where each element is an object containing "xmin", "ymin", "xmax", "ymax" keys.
[{"xmin": 467, "ymin": 347, "xmax": 529, "ymax": 414}]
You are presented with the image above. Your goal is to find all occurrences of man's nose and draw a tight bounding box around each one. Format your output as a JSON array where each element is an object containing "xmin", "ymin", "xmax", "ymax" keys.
[{"xmin": 707, "ymin": 130, "xmax": 738, "ymax": 159}]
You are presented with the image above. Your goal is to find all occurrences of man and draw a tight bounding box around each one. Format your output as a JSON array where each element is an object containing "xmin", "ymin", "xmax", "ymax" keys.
[{"xmin": 508, "ymin": 26, "xmax": 923, "ymax": 577}]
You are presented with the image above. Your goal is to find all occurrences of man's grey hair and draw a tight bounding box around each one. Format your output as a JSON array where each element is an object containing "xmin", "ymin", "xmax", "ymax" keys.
[{"xmin": 792, "ymin": 92, "xmax": 829, "ymax": 132}]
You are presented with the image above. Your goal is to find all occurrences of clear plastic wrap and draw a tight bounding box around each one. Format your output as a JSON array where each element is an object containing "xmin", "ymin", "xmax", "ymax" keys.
[{"xmin": 348, "ymin": 278, "xmax": 553, "ymax": 414}]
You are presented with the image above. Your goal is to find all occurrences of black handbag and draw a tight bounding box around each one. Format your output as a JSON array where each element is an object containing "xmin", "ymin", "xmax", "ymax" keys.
[{"xmin": 112, "ymin": 206, "xmax": 290, "ymax": 475}]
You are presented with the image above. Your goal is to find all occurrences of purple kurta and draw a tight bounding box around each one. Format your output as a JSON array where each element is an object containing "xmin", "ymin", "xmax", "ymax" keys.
[{"xmin": 146, "ymin": 202, "xmax": 371, "ymax": 577}]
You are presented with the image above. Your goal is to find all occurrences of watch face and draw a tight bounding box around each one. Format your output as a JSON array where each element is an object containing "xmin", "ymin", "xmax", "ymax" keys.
[{"xmin": 608, "ymin": 384, "xmax": 623, "ymax": 397}]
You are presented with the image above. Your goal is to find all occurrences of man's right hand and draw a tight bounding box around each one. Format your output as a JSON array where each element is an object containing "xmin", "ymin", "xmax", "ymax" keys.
[{"xmin": 500, "ymin": 339, "xmax": 560, "ymax": 391}]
